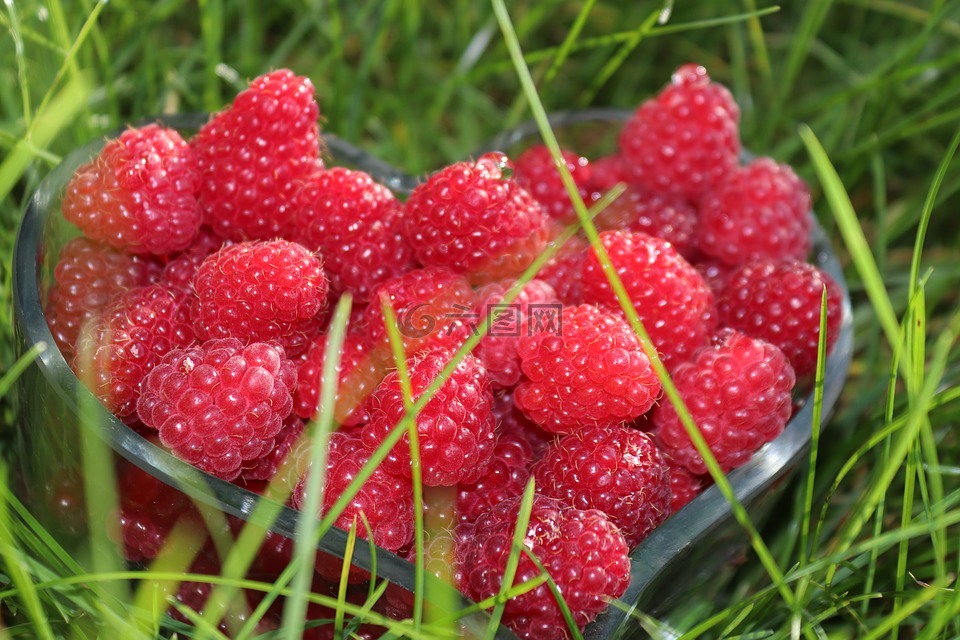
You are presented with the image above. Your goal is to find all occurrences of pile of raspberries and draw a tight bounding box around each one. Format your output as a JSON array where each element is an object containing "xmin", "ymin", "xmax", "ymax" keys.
[{"xmin": 47, "ymin": 65, "xmax": 844, "ymax": 639}]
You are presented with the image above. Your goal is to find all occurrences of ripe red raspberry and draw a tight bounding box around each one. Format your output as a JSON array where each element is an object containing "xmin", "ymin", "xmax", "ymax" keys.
[
  {"xmin": 652, "ymin": 329, "xmax": 796, "ymax": 475},
  {"xmin": 666, "ymin": 461, "xmax": 709, "ymax": 512},
  {"xmin": 158, "ymin": 227, "xmax": 226, "ymax": 292},
  {"xmin": 581, "ymin": 230, "xmax": 716, "ymax": 367},
  {"xmin": 237, "ymin": 414, "xmax": 304, "ymax": 483},
  {"xmin": 618, "ymin": 64, "xmax": 741, "ymax": 201},
  {"xmin": 717, "ymin": 259, "xmax": 843, "ymax": 381},
  {"xmin": 363, "ymin": 266, "xmax": 475, "ymax": 355},
  {"xmin": 532, "ymin": 423, "xmax": 671, "ymax": 548},
  {"xmin": 62, "ymin": 124, "xmax": 202, "ymax": 255},
  {"xmin": 585, "ymin": 153, "xmax": 627, "ymax": 197},
  {"xmin": 403, "ymin": 152, "xmax": 550, "ymax": 284},
  {"xmin": 293, "ymin": 431, "xmax": 414, "ymax": 583},
  {"xmin": 294, "ymin": 431, "xmax": 414, "ymax": 550},
  {"xmin": 136, "ymin": 339, "xmax": 297, "ymax": 481},
  {"xmin": 537, "ymin": 228, "xmax": 588, "ymax": 306},
  {"xmin": 73, "ymin": 284, "xmax": 195, "ymax": 423},
  {"xmin": 513, "ymin": 144, "xmax": 592, "ymax": 222},
  {"xmin": 457, "ymin": 494, "xmax": 630, "ymax": 640},
  {"xmin": 115, "ymin": 457, "xmax": 199, "ymax": 562},
  {"xmin": 191, "ymin": 239, "xmax": 328, "ymax": 356},
  {"xmin": 361, "ymin": 348, "xmax": 497, "ymax": 486},
  {"xmin": 697, "ymin": 157, "xmax": 812, "ymax": 266},
  {"xmin": 493, "ymin": 389, "xmax": 556, "ymax": 458},
  {"xmin": 46, "ymin": 237, "xmax": 162, "ymax": 361},
  {"xmin": 294, "ymin": 329, "xmax": 385, "ymax": 427},
  {"xmin": 456, "ymin": 431, "xmax": 533, "ymax": 525},
  {"xmin": 192, "ymin": 69, "xmax": 321, "ymax": 241},
  {"xmin": 514, "ymin": 304, "xmax": 661, "ymax": 434},
  {"xmin": 472, "ymin": 278, "xmax": 559, "ymax": 389},
  {"xmin": 294, "ymin": 167, "xmax": 416, "ymax": 303},
  {"xmin": 593, "ymin": 187, "xmax": 699, "ymax": 260}
]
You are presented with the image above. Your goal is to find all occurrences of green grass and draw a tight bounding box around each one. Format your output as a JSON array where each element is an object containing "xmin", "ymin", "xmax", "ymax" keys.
[{"xmin": 3, "ymin": 0, "xmax": 960, "ymax": 638}]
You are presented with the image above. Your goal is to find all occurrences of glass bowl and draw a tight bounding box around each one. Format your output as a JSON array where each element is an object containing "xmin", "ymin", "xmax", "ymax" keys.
[
  {"xmin": 12, "ymin": 110, "xmax": 853, "ymax": 640},
  {"xmin": 479, "ymin": 109, "xmax": 854, "ymax": 639}
]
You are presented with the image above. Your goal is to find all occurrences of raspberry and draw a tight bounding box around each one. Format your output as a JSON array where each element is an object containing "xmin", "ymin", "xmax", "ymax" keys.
[
  {"xmin": 537, "ymin": 229, "xmax": 588, "ymax": 306},
  {"xmin": 73, "ymin": 284, "xmax": 195, "ymax": 423},
  {"xmin": 513, "ymin": 144, "xmax": 592, "ymax": 222},
  {"xmin": 237, "ymin": 414, "xmax": 304, "ymax": 483},
  {"xmin": 666, "ymin": 461, "xmax": 708, "ymax": 512},
  {"xmin": 581, "ymin": 230, "xmax": 716, "ymax": 367},
  {"xmin": 192, "ymin": 69, "xmax": 321, "ymax": 241},
  {"xmin": 294, "ymin": 329, "xmax": 385, "ymax": 426},
  {"xmin": 492, "ymin": 389, "xmax": 556, "ymax": 458},
  {"xmin": 457, "ymin": 494, "xmax": 630, "ymax": 640},
  {"xmin": 115, "ymin": 456, "xmax": 199, "ymax": 562},
  {"xmin": 363, "ymin": 266, "xmax": 475, "ymax": 355},
  {"xmin": 472, "ymin": 278, "xmax": 559, "ymax": 389},
  {"xmin": 158, "ymin": 227, "xmax": 226, "ymax": 292},
  {"xmin": 697, "ymin": 157, "xmax": 812, "ymax": 266},
  {"xmin": 533, "ymin": 423, "xmax": 670, "ymax": 548},
  {"xmin": 361, "ymin": 348, "xmax": 497, "ymax": 486},
  {"xmin": 136, "ymin": 339, "xmax": 298, "ymax": 481},
  {"xmin": 62, "ymin": 124, "xmax": 202, "ymax": 255},
  {"xmin": 294, "ymin": 167, "xmax": 416, "ymax": 303},
  {"xmin": 618, "ymin": 64, "xmax": 740, "ymax": 201},
  {"xmin": 191, "ymin": 239, "xmax": 328, "ymax": 356},
  {"xmin": 514, "ymin": 304, "xmax": 661, "ymax": 434},
  {"xmin": 456, "ymin": 431, "xmax": 533, "ymax": 525},
  {"xmin": 652, "ymin": 328, "xmax": 796, "ymax": 475},
  {"xmin": 46, "ymin": 237, "xmax": 162, "ymax": 360},
  {"xmin": 593, "ymin": 187, "xmax": 699, "ymax": 260},
  {"xmin": 716, "ymin": 259, "xmax": 843, "ymax": 381},
  {"xmin": 585, "ymin": 153, "xmax": 627, "ymax": 197},
  {"xmin": 293, "ymin": 431, "xmax": 414, "ymax": 581},
  {"xmin": 403, "ymin": 152, "xmax": 550, "ymax": 284}
]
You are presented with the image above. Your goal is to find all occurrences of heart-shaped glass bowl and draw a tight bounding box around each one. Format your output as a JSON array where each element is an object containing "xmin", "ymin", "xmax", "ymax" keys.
[{"xmin": 12, "ymin": 110, "xmax": 853, "ymax": 640}]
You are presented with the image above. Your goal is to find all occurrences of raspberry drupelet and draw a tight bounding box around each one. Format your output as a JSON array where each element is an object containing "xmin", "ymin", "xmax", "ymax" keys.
[
  {"xmin": 514, "ymin": 303, "xmax": 661, "ymax": 434},
  {"xmin": 513, "ymin": 143, "xmax": 592, "ymax": 223},
  {"xmin": 472, "ymin": 278, "xmax": 560, "ymax": 390}
]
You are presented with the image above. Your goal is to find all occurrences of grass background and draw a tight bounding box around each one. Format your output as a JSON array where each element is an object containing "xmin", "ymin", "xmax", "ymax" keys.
[{"xmin": 2, "ymin": 0, "xmax": 960, "ymax": 638}]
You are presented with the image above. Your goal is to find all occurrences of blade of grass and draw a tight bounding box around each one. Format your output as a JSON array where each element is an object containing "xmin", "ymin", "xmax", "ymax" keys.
[
  {"xmin": 197, "ymin": 0, "xmax": 223, "ymax": 110},
  {"xmin": 481, "ymin": 477, "xmax": 536, "ymax": 640},
  {"xmin": 541, "ymin": 0, "xmax": 598, "ymax": 87},
  {"xmin": 279, "ymin": 294, "xmax": 351, "ymax": 640},
  {"xmin": 0, "ymin": 462, "xmax": 56, "ymax": 640},
  {"xmin": 578, "ymin": 9, "xmax": 660, "ymax": 106},
  {"xmin": 380, "ymin": 302, "xmax": 427, "ymax": 632},
  {"xmin": 799, "ymin": 288, "xmax": 831, "ymax": 569},
  {"xmin": 0, "ymin": 73, "xmax": 91, "ymax": 204},
  {"xmin": 521, "ymin": 547, "xmax": 584, "ymax": 640},
  {"xmin": 128, "ymin": 516, "xmax": 208, "ymax": 636}
]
